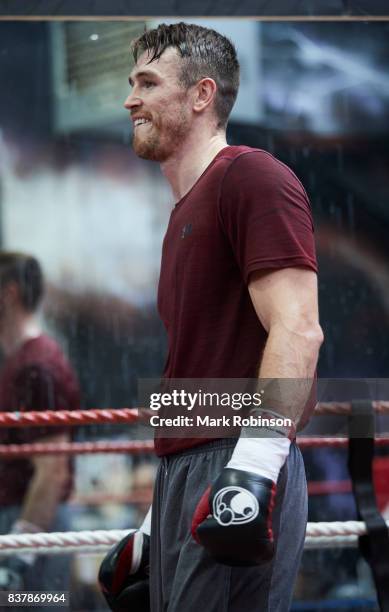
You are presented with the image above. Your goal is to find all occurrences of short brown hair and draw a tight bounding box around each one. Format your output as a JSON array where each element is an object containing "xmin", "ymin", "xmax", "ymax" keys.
[
  {"xmin": 0, "ymin": 252, "xmax": 44, "ymax": 311},
  {"xmin": 132, "ymin": 22, "xmax": 240, "ymax": 129}
]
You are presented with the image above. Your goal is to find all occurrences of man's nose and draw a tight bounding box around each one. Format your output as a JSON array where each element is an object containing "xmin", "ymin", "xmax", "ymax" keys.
[{"xmin": 124, "ymin": 91, "xmax": 142, "ymax": 110}]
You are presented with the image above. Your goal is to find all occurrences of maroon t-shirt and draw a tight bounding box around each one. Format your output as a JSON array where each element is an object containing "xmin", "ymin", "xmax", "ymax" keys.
[
  {"xmin": 0, "ymin": 334, "xmax": 80, "ymax": 505},
  {"xmin": 156, "ymin": 146, "xmax": 318, "ymax": 456}
]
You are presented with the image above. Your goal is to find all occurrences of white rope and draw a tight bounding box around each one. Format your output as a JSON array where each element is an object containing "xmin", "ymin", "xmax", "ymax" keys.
[
  {"xmin": 306, "ymin": 520, "xmax": 372, "ymax": 538},
  {"xmin": 0, "ymin": 521, "xmax": 388, "ymax": 556},
  {"xmin": 304, "ymin": 535, "xmax": 359, "ymax": 549},
  {"xmin": 0, "ymin": 545, "xmax": 119, "ymax": 557},
  {"xmin": 0, "ymin": 530, "xmax": 129, "ymax": 556}
]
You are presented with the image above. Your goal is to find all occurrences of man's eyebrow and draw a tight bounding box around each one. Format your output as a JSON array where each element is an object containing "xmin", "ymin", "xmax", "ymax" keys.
[{"xmin": 128, "ymin": 70, "xmax": 158, "ymax": 86}]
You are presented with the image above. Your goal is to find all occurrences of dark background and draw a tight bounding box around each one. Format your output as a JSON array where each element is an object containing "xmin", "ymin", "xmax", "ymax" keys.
[{"xmin": 0, "ymin": 0, "xmax": 388, "ymax": 16}]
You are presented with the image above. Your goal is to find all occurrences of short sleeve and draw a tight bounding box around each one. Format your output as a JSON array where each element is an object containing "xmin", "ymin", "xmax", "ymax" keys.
[
  {"xmin": 13, "ymin": 365, "xmax": 70, "ymax": 441},
  {"xmin": 218, "ymin": 151, "xmax": 318, "ymax": 283}
]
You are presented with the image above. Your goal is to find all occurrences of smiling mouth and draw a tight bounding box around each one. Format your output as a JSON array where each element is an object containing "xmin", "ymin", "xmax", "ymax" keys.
[{"xmin": 134, "ymin": 118, "xmax": 151, "ymax": 128}]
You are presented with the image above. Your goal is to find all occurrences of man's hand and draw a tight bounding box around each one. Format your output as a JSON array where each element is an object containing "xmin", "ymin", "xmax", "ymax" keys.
[
  {"xmin": 0, "ymin": 557, "xmax": 29, "ymax": 590},
  {"xmin": 98, "ymin": 507, "xmax": 151, "ymax": 612},
  {"xmin": 191, "ymin": 467, "xmax": 276, "ymax": 566}
]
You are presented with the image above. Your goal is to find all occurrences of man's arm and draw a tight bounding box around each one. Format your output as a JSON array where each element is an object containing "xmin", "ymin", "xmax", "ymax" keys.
[
  {"xmin": 19, "ymin": 432, "xmax": 70, "ymax": 532},
  {"xmin": 248, "ymin": 266, "xmax": 323, "ymax": 425},
  {"xmin": 0, "ymin": 368, "xmax": 73, "ymax": 589},
  {"xmin": 14, "ymin": 365, "xmax": 73, "ymax": 532},
  {"xmin": 192, "ymin": 266, "xmax": 323, "ymax": 566}
]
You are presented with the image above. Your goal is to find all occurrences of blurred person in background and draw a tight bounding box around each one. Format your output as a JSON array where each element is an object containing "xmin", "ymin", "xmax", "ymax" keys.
[{"xmin": 0, "ymin": 252, "xmax": 80, "ymax": 596}]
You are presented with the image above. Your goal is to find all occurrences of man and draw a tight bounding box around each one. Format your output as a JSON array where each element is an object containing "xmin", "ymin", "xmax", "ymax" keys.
[
  {"xmin": 0, "ymin": 252, "xmax": 80, "ymax": 593},
  {"xmin": 100, "ymin": 22, "xmax": 323, "ymax": 612}
]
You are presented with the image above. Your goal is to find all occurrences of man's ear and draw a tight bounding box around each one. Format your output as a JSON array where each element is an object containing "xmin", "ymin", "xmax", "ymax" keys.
[{"xmin": 192, "ymin": 78, "xmax": 217, "ymax": 114}]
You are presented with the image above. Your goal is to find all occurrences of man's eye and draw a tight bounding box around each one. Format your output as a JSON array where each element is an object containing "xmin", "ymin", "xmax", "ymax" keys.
[{"xmin": 143, "ymin": 81, "xmax": 155, "ymax": 89}]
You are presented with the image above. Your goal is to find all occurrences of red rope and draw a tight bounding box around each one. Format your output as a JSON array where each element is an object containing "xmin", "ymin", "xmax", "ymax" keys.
[
  {"xmin": 308, "ymin": 480, "xmax": 352, "ymax": 495},
  {"xmin": 0, "ymin": 408, "xmax": 141, "ymax": 428},
  {"xmin": 0, "ymin": 440, "xmax": 154, "ymax": 457},
  {"xmin": 1, "ymin": 402, "xmax": 389, "ymax": 429},
  {"xmin": 298, "ymin": 436, "xmax": 389, "ymax": 448},
  {"xmin": 69, "ymin": 491, "xmax": 153, "ymax": 506},
  {"xmin": 0, "ymin": 437, "xmax": 389, "ymax": 457},
  {"xmin": 72, "ymin": 486, "xmax": 353, "ymax": 506},
  {"xmin": 71, "ymin": 482, "xmax": 352, "ymax": 501},
  {"xmin": 314, "ymin": 401, "xmax": 389, "ymax": 415}
]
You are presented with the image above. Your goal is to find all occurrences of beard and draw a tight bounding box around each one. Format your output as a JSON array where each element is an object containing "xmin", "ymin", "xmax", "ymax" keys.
[{"xmin": 132, "ymin": 107, "xmax": 191, "ymax": 162}]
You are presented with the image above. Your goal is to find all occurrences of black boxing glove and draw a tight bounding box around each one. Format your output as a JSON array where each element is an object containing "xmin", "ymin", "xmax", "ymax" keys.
[
  {"xmin": 98, "ymin": 508, "xmax": 151, "ymax": 612},
  {"xmin": 192, "ymin": 411, "xmax": 295, "ymax": 566},
  {"xmin": 191, "ymin": 468, "xmax": 276, "ymax": 567}
]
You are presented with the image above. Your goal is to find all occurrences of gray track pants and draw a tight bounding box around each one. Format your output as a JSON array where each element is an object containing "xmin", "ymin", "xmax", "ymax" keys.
[{"xmin": 150, "ymin": 439, "xmax": 307, "ymax": 612}]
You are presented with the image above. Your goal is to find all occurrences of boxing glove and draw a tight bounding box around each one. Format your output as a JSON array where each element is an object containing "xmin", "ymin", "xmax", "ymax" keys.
[
  {"xmin": 191, "ymin": 467, "xmax": 276, "ymax": 566},
  {"xmin": 98, "ymin": 508, "xmax": 151, "ymax": 612}
]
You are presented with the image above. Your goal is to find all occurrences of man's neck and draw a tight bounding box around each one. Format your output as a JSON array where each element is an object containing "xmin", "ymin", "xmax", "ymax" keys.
[
  {"xmin": 0, "ymin": 313, "xmax": 42, "ymax": 357},
  {"xmin": 161, "ymin": 128, "xmax": 228, "ymax": 202}
]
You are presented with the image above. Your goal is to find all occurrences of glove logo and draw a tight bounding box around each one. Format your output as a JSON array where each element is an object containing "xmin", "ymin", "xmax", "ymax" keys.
[{"xmin": 213, "ymin": 486, "xmax": 259, "ymax": 526}]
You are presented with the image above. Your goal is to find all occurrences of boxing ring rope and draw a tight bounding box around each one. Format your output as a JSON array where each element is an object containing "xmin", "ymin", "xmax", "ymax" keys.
[
  {"xmin": 66, "ymin": 482, "xmax": 352, "ymax": 507},
  {"xmin": 0, "ymin": 405, "xmax": 388, "ymax": 574},
  {"xmin": 0, "ymin": 401, "xmax": 389, "ymax": 428},
  {"xmin": 0, "ymin": 436, "xmax": 389, "ymax": 457},
  {"xmin": 67, "ymin": 483, "xmax": 350, "ymax": 507},
  {"xmin": 314, "ymin": 401, "xmax": 389, "ymax": 415},
  {"xmin": 0, "ymin": 440, "xmax": 156, "ymax": 457},
  {"xmin": 1, "ymin": 521, "xmax": 388, "ymax": 557},
  {"xmin": 0, "ymin": 408, "xmax": 141, "ymax": 427}
]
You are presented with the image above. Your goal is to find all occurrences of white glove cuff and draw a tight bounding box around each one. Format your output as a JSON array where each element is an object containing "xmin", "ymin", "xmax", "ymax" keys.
[{"xmin": 226, "ymin": 437, "xmax": 291, "ymax": 483}]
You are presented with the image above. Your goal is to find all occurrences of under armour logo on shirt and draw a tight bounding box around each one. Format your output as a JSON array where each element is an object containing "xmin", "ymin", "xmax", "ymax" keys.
[{"xmin": 181, "ymin": 223, "xmax": 193, "ymax": 239}]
